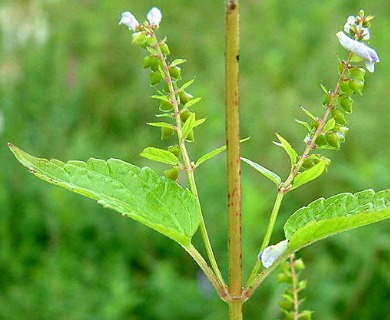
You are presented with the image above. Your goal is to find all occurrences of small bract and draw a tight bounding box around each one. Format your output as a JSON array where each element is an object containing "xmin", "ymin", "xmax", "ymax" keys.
[{"xmin": 259, "ymin": 240, "xmax": 289, "ymax": 268}]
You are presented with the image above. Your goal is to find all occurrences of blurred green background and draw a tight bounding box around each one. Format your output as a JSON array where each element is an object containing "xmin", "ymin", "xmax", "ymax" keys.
[{"xmin": 1, "ymin": 0, "xmax": 390, "ymax": 319}]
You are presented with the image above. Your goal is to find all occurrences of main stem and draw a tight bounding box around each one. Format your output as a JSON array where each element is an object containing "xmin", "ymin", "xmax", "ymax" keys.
[{"xmin": 225, "ymin": 0, "xmax": 242, "ymax": 319}]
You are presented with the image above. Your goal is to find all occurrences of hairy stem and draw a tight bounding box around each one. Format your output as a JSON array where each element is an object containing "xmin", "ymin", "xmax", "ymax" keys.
[{"xmin": 226, "ymin": 0, "xmax": 242, "ymax": 318}]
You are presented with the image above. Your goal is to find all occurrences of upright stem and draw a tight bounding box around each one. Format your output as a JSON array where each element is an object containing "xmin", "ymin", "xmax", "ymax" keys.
[{"xmin": 225, "ymin": 0, "xmax": 242, "ymax": 319}]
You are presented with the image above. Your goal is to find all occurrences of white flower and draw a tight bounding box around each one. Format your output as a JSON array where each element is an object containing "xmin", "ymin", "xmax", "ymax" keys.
[
  {"xmin": 258, "ymin": 240, "xmax": 289, "ymax": 268},
  {"xmin": 343, "ymin": 15, "xmax": 370, "ymax": 40},
  {"xmin": 147, "ymin": 7, "xmax": 162, "ymax": 27},
  {"xmin": 119, "ymin": 11, "xmax": 139, "ymax": 31},
  {"xmin": 336, "ymin": 31, "xmax": 379, "ymax": 72},
  {"xmin": 344, "ymin": 16, "xmax": 356, "ymax": 33}
]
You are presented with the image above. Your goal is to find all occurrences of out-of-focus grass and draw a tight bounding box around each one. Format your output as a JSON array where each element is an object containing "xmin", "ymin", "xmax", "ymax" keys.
[{"xmin": 1, "ymin": 0, "xmax": 390, "ymax": 319}]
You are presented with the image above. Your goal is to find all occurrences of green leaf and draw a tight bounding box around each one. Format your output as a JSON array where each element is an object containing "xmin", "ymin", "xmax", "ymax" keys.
[
  {"xmin": 182, "ymin": 97, "xmax": 202, "ymax": 110},
  {"xmin": 178, "ymin": 78, "xmax": 195, "ymax": 92},
  {"xmin": 146, "ymin": 122, "xmax": 175, "ymax": 129},
  {"xmin": 194, "ymin": 118, "xmax": 206, "ymax": 127},
  {"xmin": 274, "ymin": 133, "xmax": 298, "ymax": 166},
  {"xmin": 323, "ymin": 118, "xmax": 336, "ymax": 132},
  {"xmin": 8, "ymin": 144, "xmax": 201, "ymax": 246},
  {"xmin": 151, "ymin": 94, "xmax": 169, "ymax": 102},
  {"xmin": 170, "ymin": 59, "xmax": 186, "ymax": 67},
  {"xmin": 140, "ymin": 147, "xmax": 182, "ymax": 165},
  {"xmin": 300, "ymin": 107, "xmax": 317, "ymax": 121},
  {"xmin": 195, "ymin": 145, "xmax": 226, "ymax": 167},
  {"xmin": 291, "ymin": 158, "xmax": 330, "ymax": 190},
  {"xmin": 241, "ymin": 157, "xmax": 281, "ymax": 186},
  {"xmin": 320, "ymin": 83, "xmax": 330, "ymax": 94},
  {"xmin": 284, "ymin": 189, "xmax": 390, "ymax": 252},
  {"xmin": 195, "ymin": 137, "xmax": 250, "ymax": 168},
  {"xmin": 181, "ymin": 113, "xmax": 196, "ymax": 140},
  {"xmin": 295, "ymin": 119, "xmax": 311, "ymax": 132}
]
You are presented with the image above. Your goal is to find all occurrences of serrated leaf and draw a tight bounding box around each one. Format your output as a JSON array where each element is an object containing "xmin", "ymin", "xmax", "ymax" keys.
[
  {"xmin": 274, "ymin": 133, "xmax": 298, "ymax": 166},
  {"xmin": 291, "ymin": 158, "xmax": 330, "ymax": 190},
  {"xmin": 284, "ymin": 189, "xmax": 390, "ymax": 252},
  {"xmin": 170, "ymin": 59, "xmax": 186, "ymax": 67},
  {"xmin": 241, "ymin": 157, "xmax": 281, "ymax": 186},
  {"xmin": 140, "ymin": 147, "xmax": 181, "ymax": 165},
  {"xmin": 8, "ymin": 144, "xmax": 201, "ymax": 246},
  {"xmin": 147, "ymin": 122, "xmax": 175, "ymax": 129}
]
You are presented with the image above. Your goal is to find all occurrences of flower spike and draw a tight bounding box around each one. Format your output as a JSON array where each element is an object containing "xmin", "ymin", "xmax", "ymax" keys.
[
  {"xmin": 119, "ymin": 12, "xmax": 140, "ymax": 31},
  {"xmin": 336, "ymin": 31, "xmax": 379, "ymax": 72}
]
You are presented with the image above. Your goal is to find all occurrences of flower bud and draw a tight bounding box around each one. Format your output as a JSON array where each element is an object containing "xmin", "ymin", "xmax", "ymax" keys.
[
  {"xmin": 163, "ymin": 81, "xmax": 177, "ymax": 93},
  {"xmin": 161, "ymin": 127, "xmax": 175, "ymax": 140},
  {"xmin": 167, "ymin": 145, "xmax": 181, "ymax": 157},
  {"xmin": 315, "ymin": 134, "xmax": 327, "ymax": 147},
  {"xmin": 340, "ymin": 96, "xmax": 353, "ymax": 113},
  {"xmin": 279, "ymin": 299, "xmax": 293, "ymax": 310},
  {"xmin": 339, "ymin": 81, "xmax": 353, "ymax": 95},
  {"xmin": 164, "ymin": 167, "xmax": 179, "ymax": 181},
  {"xmin": 325, "ymin": 132, "xmax": 341, "ymax": 149},
  {"xmin": 322, "ymin": 93, "xmax": 331, "ymax": 106},
  {"xmin": 179, "ymin": 91, "xmax": 193, "ymax": 105},
  {"xmin": 180, "ymin": 110, "xmax": 193, "ymax": 122},
  {"xmin": 132, "ymin": 32, "xmax": 148, "ymax": 45},
  {"xmin": 159, "ymin": 100, "xmax": 173, "ymax": 111},
  {"xmin": 310, "ymin": 119, "xmax": 320, "ymax": 130},
  {"xmin": 349, "ymin": 79, "xmax": 364, "ymax": 95},
  {"xmin": 350, "ymin": 67, "xmax": 366, "ymax": 81},
  {"xmin": 300, "ymin": 311, "xmax": 313, "ymax": 320},
  {"xmin": 143, "ymin": 56, "xmax": 159, "ymax": 71},
  {"xmin": 159, "ymin": 42, "xmax": 170, "ymax": 56},
  {"xmin": 331, "ymin": 109, "xmax": 347, "ymax": 125},
  {"xmin": 294, "ymin": 258, "xmax": 305, "ymax": 270},
  {"xmin": 302, "ymin": 157, "xmax": 319, "ymax": 170},
  {"xmin": 169, "ymin": 66, "xmax": 181, "ymax": 79},
  {"xmin": 186, "ymin": 130, "xmax": 194, "ymax": 142},
  {"xmin": 150, "ymin": 71, "xmax": 163, "ymax": 86}
]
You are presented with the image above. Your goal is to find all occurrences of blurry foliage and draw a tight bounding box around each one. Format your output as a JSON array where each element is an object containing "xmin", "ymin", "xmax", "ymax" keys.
[{"xmin": 1, "ymin": 0, "xmax": 390, "ymax": 319}]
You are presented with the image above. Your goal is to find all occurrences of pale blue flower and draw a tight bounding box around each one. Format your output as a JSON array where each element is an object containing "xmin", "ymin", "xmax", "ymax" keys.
[
  {"xmin": 147, "ymin": 7, "xmax": 162, "ymax": 27},
  {"xmin": 336, "ymin": 31, "xmax": 379, "ymax": 72},
  {"xmin": 259, "ymin": 240, "xmax": 288, "ymax": 268},
  {"xmin": 119, "ymin": 12, "xmax": 139, "ymax": 31}
]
